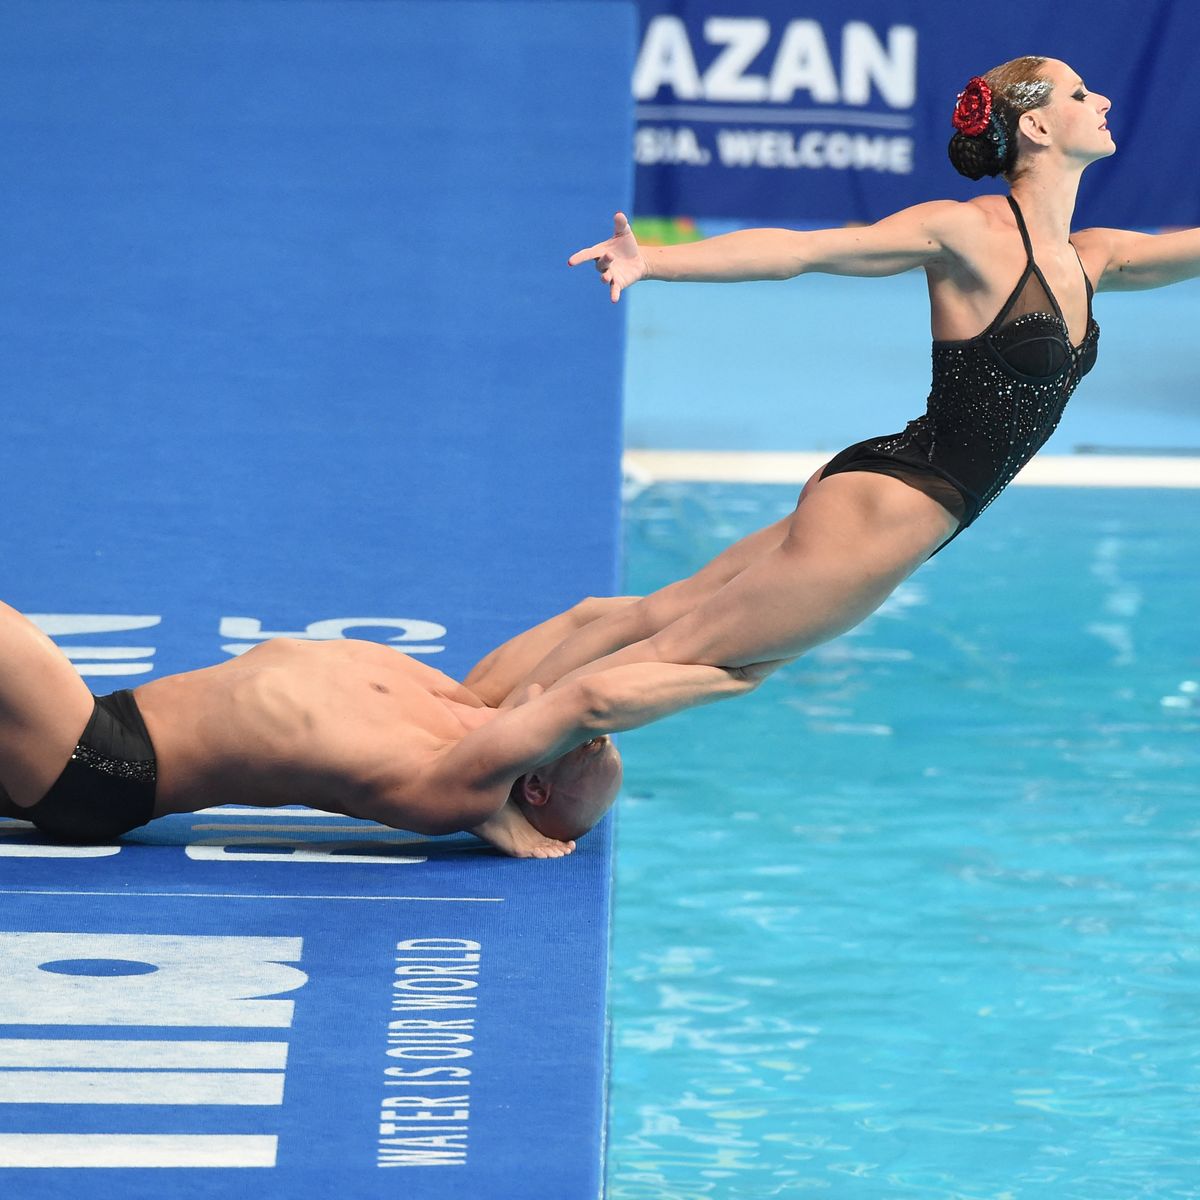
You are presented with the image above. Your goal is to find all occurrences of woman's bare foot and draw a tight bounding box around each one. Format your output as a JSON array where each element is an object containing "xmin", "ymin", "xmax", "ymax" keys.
[{"xmin": 471, "ymin": 801, "xmax": 575, "ymax": 859}]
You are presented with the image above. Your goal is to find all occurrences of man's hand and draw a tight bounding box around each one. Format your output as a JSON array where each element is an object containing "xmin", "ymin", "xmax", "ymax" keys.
[
  {"xmin": 500, "ymin": 682, "xmax": 543, "ymax": 710},
  {"xmin": 554, "ymin": 659, "xmax": 764, "ymax": 733},
  {"xmin": 568, "ymin": 212, "xmax": 648, "ymax": 303}
]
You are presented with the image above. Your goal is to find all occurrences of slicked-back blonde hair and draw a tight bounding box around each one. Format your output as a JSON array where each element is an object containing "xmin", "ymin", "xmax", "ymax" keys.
[{"xmin": 949, "ymin": 56, "xmax": 1053, "ymax": 181}]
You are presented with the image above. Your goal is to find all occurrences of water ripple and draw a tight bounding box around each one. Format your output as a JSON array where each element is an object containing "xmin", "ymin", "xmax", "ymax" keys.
[{"xmin": 612, "ymin": 484, "xmax": 1200, "ymax": 1199}]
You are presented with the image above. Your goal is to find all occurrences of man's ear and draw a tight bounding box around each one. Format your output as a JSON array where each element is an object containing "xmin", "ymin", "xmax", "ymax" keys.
[{"xmin": 521, "ymin": 774, "xmax": 551, "ymax": 807}]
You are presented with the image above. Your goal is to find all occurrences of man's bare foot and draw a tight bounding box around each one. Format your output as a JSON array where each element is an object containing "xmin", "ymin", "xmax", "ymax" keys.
[{"xmin": 471, "ymin": 801, "xmax": 575, "ymax": 859}]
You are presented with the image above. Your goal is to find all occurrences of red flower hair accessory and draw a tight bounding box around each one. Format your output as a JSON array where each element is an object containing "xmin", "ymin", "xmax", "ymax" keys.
[{"xmin": 952, "ymin": 76, "xmax": 993, "ymax": 137}]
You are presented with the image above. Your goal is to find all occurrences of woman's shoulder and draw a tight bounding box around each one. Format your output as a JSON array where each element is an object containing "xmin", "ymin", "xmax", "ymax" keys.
[
  {"xmin": 1069, "ymin": 225, "xmax": 1119, "ymax": 257},
  {"xmin": 947, "ymin": 193, "xmax": 1012, "ymax": 228},
  {"xmin": 898, "ymin": 195, "xmax": 1009, "ymax": 268},
  {"xmin": 893, "ymin": 195, "xmax": 1005, "ymax": 237}
]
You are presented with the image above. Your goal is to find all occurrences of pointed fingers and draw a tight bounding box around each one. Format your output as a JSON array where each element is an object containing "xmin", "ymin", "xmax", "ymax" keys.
[{"xmin": 567, "ymin": 243, "xmax": 603, "ymax": 268}]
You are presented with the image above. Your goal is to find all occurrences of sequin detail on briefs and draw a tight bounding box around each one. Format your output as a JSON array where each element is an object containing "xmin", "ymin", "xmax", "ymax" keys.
[{"xmin": 70, "ymin": 743, "xmax": 157, "ymax": 783}]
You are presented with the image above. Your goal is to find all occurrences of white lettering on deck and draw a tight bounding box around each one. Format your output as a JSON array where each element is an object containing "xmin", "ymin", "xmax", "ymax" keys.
[
  {"xmin": 0, "ymin": 933, "xmax": 306, "ymax": 1169},
  {"xmin": 378, "ymin": 938, "xmax": 482, "ymax": 1167}
]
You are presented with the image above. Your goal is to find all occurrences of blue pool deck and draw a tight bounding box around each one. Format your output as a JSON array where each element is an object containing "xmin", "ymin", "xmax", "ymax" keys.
[{"xmin": 0, "ymin": 4, "xmax": 634, "ymax": 1197}]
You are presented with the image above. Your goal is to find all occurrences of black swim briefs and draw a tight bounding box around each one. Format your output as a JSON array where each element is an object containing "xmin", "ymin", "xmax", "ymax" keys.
[{"xmin": 24, "ymin": 690, "xmax": 157, "ymax": 842}]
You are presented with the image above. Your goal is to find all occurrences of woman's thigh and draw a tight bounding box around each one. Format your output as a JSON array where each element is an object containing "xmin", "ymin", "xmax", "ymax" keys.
[
  {"xmin": 0, "ymin": 601, "xmax": 95, "ymax": 805},
  {"xmin": 636, "ymin": 507, "xmax": 797, "ymax": 628},
  {"xmin": 647, "ymin": 471, "xmax": 957, "ymax": 669},
  {"xmin": 647, "ymin": 462, "xmax": 829, "ymax": 613}
]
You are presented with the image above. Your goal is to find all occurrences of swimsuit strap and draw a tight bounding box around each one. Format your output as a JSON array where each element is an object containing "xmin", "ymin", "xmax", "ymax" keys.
[
  {"xmin": 1012, "ymin": 190, "xmax": 1099, "ymax": 304},
  {"xmin": 1012, "ymin": 193, "xmax": 1095, "ymax": 341},
  {"xmin": 985, "ymin": 195, "xmax": 1039, "ymax": 330},
  {"xmin": 1003, "ymin": 193, "xmax": 1082, "ymax": 336},
  {"xmin": 1070, "ymin": 241, "xmax": 1095, "ymax": 309},
  {"xmin": 1005, "ymin": 194, "xmax": 1035, "ymax": 259}
]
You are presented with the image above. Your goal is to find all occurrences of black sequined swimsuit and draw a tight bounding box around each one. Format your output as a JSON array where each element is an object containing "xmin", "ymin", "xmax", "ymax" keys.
[{"xmin": 821, "ymin": 195, "xmax": 1099, "ymax": 549}]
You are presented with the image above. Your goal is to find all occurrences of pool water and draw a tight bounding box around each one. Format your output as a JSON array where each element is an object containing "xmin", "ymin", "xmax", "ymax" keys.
[{"xmin": 606, "ymin": 482, "xmax": 1200, "ymax": 1200}]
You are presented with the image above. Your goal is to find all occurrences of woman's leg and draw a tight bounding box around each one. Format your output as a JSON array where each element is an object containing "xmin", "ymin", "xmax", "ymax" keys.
[
  {"xmin": 509, "ymin": 467, "xmax": 835, "ymax": 699},
  {"xmin": 510, "ymin": 509, "xmax": 798, "ymax": 699},
  {"xmin": 0, "ymin": 601, "xmax": 95, "ymax": 806},
  {"xmin": 550, "ymin": 472, "xmax": 958, "ymax": 704},
  {"xmin": 462, "ymin": 596, "xmax": 640, "ymax": 705}
]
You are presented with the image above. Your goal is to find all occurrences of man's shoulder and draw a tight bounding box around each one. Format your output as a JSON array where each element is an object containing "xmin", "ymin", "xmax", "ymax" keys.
[{"xmin": 364, "ymin": 754, "xmax": 506, "ymax": 836}]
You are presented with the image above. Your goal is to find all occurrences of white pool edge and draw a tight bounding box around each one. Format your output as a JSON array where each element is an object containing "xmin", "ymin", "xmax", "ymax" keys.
[{"xmin": 623, "ymin": 451, "xmax": 1200, "ymax": 488}]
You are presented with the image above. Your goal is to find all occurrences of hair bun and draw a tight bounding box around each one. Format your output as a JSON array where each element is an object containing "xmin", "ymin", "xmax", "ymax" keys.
[
  {"xmin": 948, "ymin": 130, "xmax": 1003, "ymax": 180},
  {"xmin": 947, "ymin": 103, "xmax": 1017, "ymax": 181}
]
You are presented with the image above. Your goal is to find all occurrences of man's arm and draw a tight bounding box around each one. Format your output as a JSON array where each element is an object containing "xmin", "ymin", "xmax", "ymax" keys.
[{"xmin": 431, "ymin": 660, "xmax": 757, "ymax": 796}]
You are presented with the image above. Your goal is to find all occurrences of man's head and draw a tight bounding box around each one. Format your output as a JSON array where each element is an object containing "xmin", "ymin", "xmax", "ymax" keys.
[{"xmin": 510, "ymin": 736, "xmax": 623, "ymax": 842}]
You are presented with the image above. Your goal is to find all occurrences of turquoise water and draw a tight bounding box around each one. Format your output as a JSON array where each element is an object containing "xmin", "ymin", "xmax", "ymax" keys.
[{"xmin": 606, "ymin": 482, "xmax": 1200, "ymax": 1200}]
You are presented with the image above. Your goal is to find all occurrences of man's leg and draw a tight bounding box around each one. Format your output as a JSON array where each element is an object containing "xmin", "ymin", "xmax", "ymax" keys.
[{"xmin": 0, "ymin": 601, "xmax": 95, "ymax": 806}]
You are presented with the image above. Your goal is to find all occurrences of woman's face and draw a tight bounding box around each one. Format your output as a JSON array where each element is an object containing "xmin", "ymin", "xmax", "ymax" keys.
[{"xmin": 1031, "ymin": 59, "xmax": 1116, "ymax": 163}]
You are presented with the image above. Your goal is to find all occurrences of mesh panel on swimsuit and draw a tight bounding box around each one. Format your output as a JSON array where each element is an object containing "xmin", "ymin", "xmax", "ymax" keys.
[
  {"xmin": 987, "ymin": 252, "xmax": 1086, "ymax": 379},
  {"xmin": 819, "ymin": 194, "xmax": 1099, "ymax": 551}
]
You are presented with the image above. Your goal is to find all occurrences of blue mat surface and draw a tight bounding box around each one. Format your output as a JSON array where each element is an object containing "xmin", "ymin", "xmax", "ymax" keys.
[
  {"xmin": 0, "ymin": 813, "xmax": 615, "ymax": 1195},
  {"xmin": 0, "ymin": 1, "xmax": 634, "ymax": 1195}
]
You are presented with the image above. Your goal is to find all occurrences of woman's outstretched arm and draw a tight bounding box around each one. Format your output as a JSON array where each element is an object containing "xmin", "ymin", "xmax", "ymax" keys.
[
  {"xmin": 569, "ymin": 203, "xmax": 976, "ymax": 302},
  {"xmin": 1076, "ymin": 225, "xmax": 1200, "ymax": 291}
]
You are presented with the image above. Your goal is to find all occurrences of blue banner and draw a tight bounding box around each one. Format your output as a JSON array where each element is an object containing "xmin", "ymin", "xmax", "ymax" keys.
[{"xmin": 633, "ymin": 0, "xmax": 1199, "ymax": 227}]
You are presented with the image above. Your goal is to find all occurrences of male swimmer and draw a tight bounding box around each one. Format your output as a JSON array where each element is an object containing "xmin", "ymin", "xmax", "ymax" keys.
[{"xmin": 0, "ymin": 598, "xmax": 750, "ymax": 855}]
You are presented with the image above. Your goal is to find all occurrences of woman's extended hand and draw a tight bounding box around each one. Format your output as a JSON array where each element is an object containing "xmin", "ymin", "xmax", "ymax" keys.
[{"xmin": 568, "ymin": 212, "xmax": 647, "ymax": 303}]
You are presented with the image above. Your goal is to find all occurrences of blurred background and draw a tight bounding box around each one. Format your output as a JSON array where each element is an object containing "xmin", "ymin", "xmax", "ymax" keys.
[{"xmin": 623, "ymin": 0, "xmax": 1200, "ymax": 457}]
